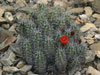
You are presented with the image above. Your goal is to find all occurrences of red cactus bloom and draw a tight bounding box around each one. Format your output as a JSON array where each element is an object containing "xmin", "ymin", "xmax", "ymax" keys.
[
  {"xmin": 61, "ymin": 28, "xmax": 65, "ymax": 32},
  {"xmin": 71, "ymin": 30, "xmax": 75, "ymax": 35},
  {"xmin": 60, "ymin": 35, "xmax": 69, "ymax": 45}
]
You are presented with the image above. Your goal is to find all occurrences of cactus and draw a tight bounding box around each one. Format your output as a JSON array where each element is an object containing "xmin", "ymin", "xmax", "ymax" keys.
[
  {"xmin": 34, "ymin": 51, "xmax": 46, "ymax": 74},
  {"xmin": 55, "ymin": 48, "xmax": 67, "ymax": 73},
  {"xmin": 17, "ymin": 4, "xmax": 86, "ymax": 75}
]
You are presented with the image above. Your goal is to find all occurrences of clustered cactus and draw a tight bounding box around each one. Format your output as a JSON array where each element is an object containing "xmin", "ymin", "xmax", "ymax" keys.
[{"xmin": 17, "ymin": 4, "xmax": 86, "ymax": 75}]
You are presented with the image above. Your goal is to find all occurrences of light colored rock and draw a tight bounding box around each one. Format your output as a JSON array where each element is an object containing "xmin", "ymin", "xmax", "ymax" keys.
[
  {"xmin": 6, "ymin": 0, "xmax": 14, "ymax": 2},
  {"xmin": 79, "ymin": 14, "xmax": 88, "ymax": 20},
  {"xmin": 16, "ymin": 12, "xmax": 29, "ymax": 21},
  {"xmin": 86, "ymin": 66, "xmax": 100, "ymax": 75},
  {"xmin": 0, "ymin": 70, "xmax": 2, "ymax": 75},
  {"xmin": 0, "ymin": 17, "xmax": 6, "ymax": 22},
  {"xmin": 85, "ymin": 50, "xmax": 95, "ymax": 63},
  {"xmin": 97, "ymin": 63, "xmax": 100, "ymax": 71},
  {"xmin": 14, "ymin": 0, "xmax": 27, "ymax": 9},
  {"xmin": 90, "ymin": 42, "xmax": 100, "ymax": 58},
  {"xmin": 93, "ymin": 14, "xmax": 100, "ymax": 19},
  {"xmin": 86, "ymin": 39, "xmax": 94, "ymax": 44},
  {"xmin": 20, "ymin": 65, "xmax": 32, "ymax": 73},
  {"xmin": 2, "ymin": 24, "xmax": 10, "ymax": 29},
  {"xmin": 0, "ymin": 50, "xmax": 15, "ymax": 66},
  {"xmin": 84, "ymin": 7, "xmax": 93, "ymax": 17},
  {"xmin": 94, "ymin": 19, "xmax": 100, "ymax": 27},
  {"xmin": 0, "ymin": 6, "xmax": 5, "ymax": 17},
  {"xmin": 37, "ymin": 0, "xmax": 48, "ymax": 4},
  {"xmin": 69, "ymin": 7, "xmax": 84, "ymax": 14},
  {"xmin": 80, "ymin": 23, "xmax": 98, "ymax": 32},
  {"xmin": 16, "ymin": 61, "xmax": 24, "ymax": 69},
  {"xmin": 28, "ymin": 71, "xmax": 38, "ymax": 75},
  {"xmin": 95, "ymin": 34, "xmax": 100, "ymax": 39},
  {"xmin": 54, "ymin": 1, "xmax": 69, "ymax": 9},
  {"xmin": 3, "ymin": 66, "xmax": 19, "ymax": 72},
  {"xmin": 74, "ymin": 71, "xmax": 81, "ymax": 75},
  {"xmin": 4, "ymin": 12, "xmax": 14, "ymax": 22}
]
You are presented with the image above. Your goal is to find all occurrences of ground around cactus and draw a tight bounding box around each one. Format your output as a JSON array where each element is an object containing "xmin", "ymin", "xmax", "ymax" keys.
[{"xmin": 0, "ymin": 0, "xmax": 100, "ymax": 75}]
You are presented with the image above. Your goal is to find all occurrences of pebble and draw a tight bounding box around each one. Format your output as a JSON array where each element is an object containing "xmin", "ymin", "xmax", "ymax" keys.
[
  {"xmin": 86, "ymin": 66, "xmax": 100, "ymax": 75},
  {"xmin": 3, "ymin": 66, "xmax": 19, "ymax": 72},
  {"xmin": 28, "ymin": 71, "xmax": 38, "ymax": 75},
  {"xmin": 0, "ymin": 50, "xmax": 15, "ymax": 66},
  {"xmin": 14, "ymin": 0, "xmax": 27, "ymax": 9},
  {"xmin": 86, "ymin": 38, "xmax": 94, "ymax": 44},
  {"xmin": 4, "ymin": 12, "xmax": 14, "ymax": 22},
  {"xmin": 74, "ymin": 71, "xmax": 81, "ymax": 75},
  {"xmin": 19, "ymin": 65, "xmax": 32, "ymax": 74},
  {"xmin": 85, "ymin": 50, "xmax": 95, "ymax": 63},
  {"xmin": 90, "ymin": 42, "xmax": 100, "ymax": 58},
  {"xmin": 69, "ymin": 7, "xmax": 84, "ymax": 14},
  {"xmin": 16, "ymin": 61, "xmax": 24, "ymax": 69},
  {"xmin": 95, "ymin": 34, "xmax": 100, "ymax": 39},
  {"xmin": 0, "ymin": 6, "xmax": 5, "ymax": 17},
  {"xmin": 79, "ymin": 14, "xmax": 88, "ymax": 20},
  {"xmin": 93, "ymin": 14, "xmax": 100, "ymax": 19},
  {"xmin": 80, "ymin": 23, "xmax": 98, "ymax": 32},
  {"xmin": 54, "ymin": 1, "xmax": 69, "ymax": 9},
  {"xmin": 97, "ymin": 63, "xmax": 100, "ymax": 71},
  {"xmin": 0, "ymin": 70, "xmax": 2, "ymax": 75},
  {"xmin": 6, "ymin": 0, "xmax": 14, "ymax": 3},
  {"xmin": 94, "ymin": 19, "xmax": 100, "ymax": 27},
  {"xmin": 0, "ymin": 17, "xmax": 6, "ymax": 22},
  {"xmin": 84, "ymin": 7, "xmax": 93, "ymax": 17},
  {"xmin": 37, "ymin": 0, "xmax": 48, "ymax": 4}
]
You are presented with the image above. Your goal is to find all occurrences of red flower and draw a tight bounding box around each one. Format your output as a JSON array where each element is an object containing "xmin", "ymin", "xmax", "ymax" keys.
[
  {"xmin": 60, "ymin": 35, "xmax": 69, "ymax": 45},
  {"xmin": 71, "ymin": 30, "xmax": 75, "ymax": 35},
  {"xmin": 61, "ymin": 28, "xmax": 65, "ymax": 32}
]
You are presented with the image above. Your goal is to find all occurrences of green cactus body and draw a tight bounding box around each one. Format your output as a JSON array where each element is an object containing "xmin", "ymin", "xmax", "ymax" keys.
[
  {"xmin": 31, "ymin": 30, "xmax": 42, "ymax": 49},
  {"xmin": 20, "ymin": 38, "xmax": 33, "ymax": 64},
  {"xmin": 55, "ymin": 49, "xmax": 67, "ymax": 73},
  {"xmin": 44, "ymin": 37, "xmax": 54, "ymax": 58},
  {"xmin": 17, "ymin": 4, "xmax": 86, "ymax": 75},
  {"xmin": 34, "ymin": 51, "xmax": 46, "ymax": 74}
]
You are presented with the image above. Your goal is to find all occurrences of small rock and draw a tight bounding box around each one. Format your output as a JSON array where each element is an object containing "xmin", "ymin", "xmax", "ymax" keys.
[
  {"xmin": 0, "ymin": 6, "xmax": 5, "ymax": 17},
  {"xmin": 6, "ymin": 0, "xmax": 14, "ymax": 2},
  {"xmin": 97, "ymin": 63, "xmax": 100, "ymax": 71},
  {"xmin": 28, "ymin": 71, "xmax": 38, "ymax": 75},
  {"xmin": 94, "ymin": 19, "xmax": 100, "ymax": 27},
  {"xmin": 2, "ymin": 24, "xmax": 10, "ymax": 29},
  {"xmin": 93, "ymin": 14, "xmax": 100, "ymax": 19},
  {"xmin": 90, "ymin": 42, "xmax": 100, "ymax": 58},
  {"xmin": 95, "ymin": 34, "xmax": 100, "ymax": 39},
  {"xmin": 85, "ymin": 50, "xmax": 95, "ymax": 63},
  {"xmin": 4, "ymin": 12, "xmax": 14, "ymax": 22},
  {"xmin": 54, "ymin": 1, "xmax": 69, "ymax": 9},
  {"xmin": 20, "ymin": 65, "xmax": 32, "ymax": 74},
  {"xmin": 84, "ymin": 7, "xmax": 93, "ymax": 17},
  {"xmin": 16, "ymin": 61, "xmax": 24, "ymax": 69},
  {"xmin": 69, "ymin": 7, "xmax": 84, "ymax": 14},
  {"xmin": 14, "ymin": 0, "xmax": 27, "ymax": 8},
  {"xmin": 80, "ymin": 23, "xmax": 98, "ymax": 32},
  {"xmin": 0, "ymin": 69, "xmax": 2, "ymax": 75},
  {"xmin": 0, "ymin": 17, "xmax": 6, "ymax": 22},
  {"xmin": 79, "ymin": 14, "xmax": 88, "ymax": 20},
  {"xmin": 86, "ymin": 39, "xmax": 94, "ymax": 44},
  {"xmin": 16, "ymin": 12, "xmax": 29, "ymax": 21},
  {"xmin": 0, "ymin": 50, "xmax": 15, "ymax": 66},
  {"xmin": 86, "ymin": 66, "xmax": 100, "ymax": 75},
  {"xmin": 3, "ymin": 66, "xmax": 19, "ymax": 72},
  {"xmin": 37, "ymin": 0, "xmax": 48, "ymax": 4},
  {"xmin": 81, "ymin": 68, "xmax": 87, "ymax": 74},
  {"xmin": 74, "ymin": 71, "xmax": 81, "ymax": 75}
]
